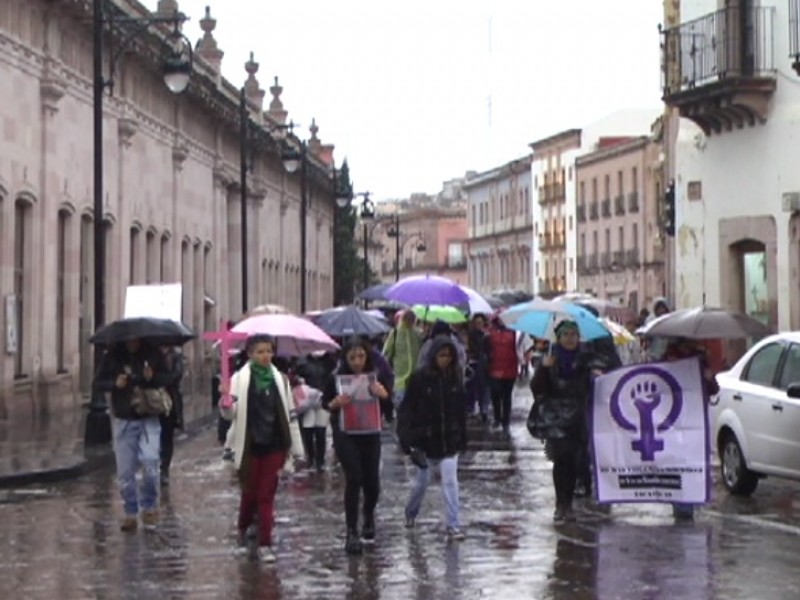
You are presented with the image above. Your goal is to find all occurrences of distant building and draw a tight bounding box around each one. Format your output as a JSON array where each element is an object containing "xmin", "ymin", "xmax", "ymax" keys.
[
  {"xmin": 575, "ymin": 135, "xmax": 666, "ymax": 313},
  {"xmin": 464, "ymin": 158, "xmax": 533, "ymax": 296},
  {"xmin": 360, "ymin": 181, "xmax": 468, "ymax": 285}
]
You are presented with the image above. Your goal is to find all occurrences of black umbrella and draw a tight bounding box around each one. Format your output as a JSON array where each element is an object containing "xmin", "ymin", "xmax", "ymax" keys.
[
  {"xmin": 89, "ymin": 317, "xmax": 196, "ymax": 347},
  {"xmin": 312, "ymin": 306, "xmax": 391, "ymax": 338},
  {"xmin": 355, "ymin": 283, "xmax": 391, "ymax": 302}
]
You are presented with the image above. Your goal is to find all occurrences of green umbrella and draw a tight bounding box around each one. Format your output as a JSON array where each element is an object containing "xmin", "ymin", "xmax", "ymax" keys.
[{"xmin": 412, "ymin": 304, "xmax": 467, "ymax": 324}]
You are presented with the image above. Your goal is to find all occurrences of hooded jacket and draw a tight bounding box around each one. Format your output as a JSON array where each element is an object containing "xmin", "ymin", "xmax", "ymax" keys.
[{"xmin": 397, "ymin": 335, "xmax": 468, "ymax": 459}]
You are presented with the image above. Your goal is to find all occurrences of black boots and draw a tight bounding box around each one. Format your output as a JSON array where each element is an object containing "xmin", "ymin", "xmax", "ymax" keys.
[
  {"xmin": 345, "ymin": 529, "xmax": 363, "ymax": 555},
  {"xmin": 361, "ymin": 514, "xmax": 376, "ymax": 542}
]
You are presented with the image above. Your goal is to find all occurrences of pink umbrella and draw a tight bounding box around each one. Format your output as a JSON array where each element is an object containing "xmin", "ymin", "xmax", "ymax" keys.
[{"xmin": 232, "ymin": 313, "xmax": 340, "ymax": 357}]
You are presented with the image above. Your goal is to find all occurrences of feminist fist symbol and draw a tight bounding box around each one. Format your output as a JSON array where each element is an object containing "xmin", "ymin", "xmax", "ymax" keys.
[{"xmin": 629, "ymin": 380, "xmax": 665, "ymax": 461}]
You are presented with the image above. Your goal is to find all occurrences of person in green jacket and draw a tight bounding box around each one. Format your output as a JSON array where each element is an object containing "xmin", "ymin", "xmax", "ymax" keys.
[{"xmin": 382, "ymin": 310, "xmax": 422, "ymax": 411}]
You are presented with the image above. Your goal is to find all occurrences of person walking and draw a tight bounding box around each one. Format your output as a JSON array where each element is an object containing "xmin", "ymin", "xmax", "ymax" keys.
[
  {"xmin": 383, "ymin": 310, "xmax": 421, "ymax": 412},
  {"xmin": 528, "ymin": 320, "xmax": 598, "ymax": 523},
  {"xmin": 294, "ymin": 352, "xmax": 336, "ymax": 472},
  {"xmin": 219, "ymin": 335, "xmax": 305, "ymax": 563},
  {"xmin": 159, "ymin": 345, "xmax": 184, "ymax": 486},
  {"xmin": 96, "ymin": 338, "xmax": 170, "ymax": 532},
  {"xmin": 465, "ymin": 314, "xmax": 490, "ymax": 423},
  {"xmin": 398, "ymin": 335, "xmax": 468, "ymax": 540},
  {"xmin": 322, "ymin": 338, "xmax": 392, "ymax": 555},
  {"xmin": 486, "ymin": 316, "xmax": 519, "ymax": 437}
]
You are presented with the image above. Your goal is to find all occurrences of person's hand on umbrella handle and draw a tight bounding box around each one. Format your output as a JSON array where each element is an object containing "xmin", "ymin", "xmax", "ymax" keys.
[
  {"xmin": 219, "ymin": 381, "xmax": 230, "ymax": 395},
  {"xmin": 331, "ymin": 394, "xmax": 352, "ymax": 409},
  {"xmin": 115, "ymin": 374, "xmax": 128, "ymax": 389},
  {"xmin": 591, "ymin": 368, "xmax": 604, "ymax": 378},
  {"xmin": 541, "ymin": 355, "xmax": 556, "ymax": 368},
  {"xmin": 143, "ymin": 362, "xmax": 154, "ymax": 381}
]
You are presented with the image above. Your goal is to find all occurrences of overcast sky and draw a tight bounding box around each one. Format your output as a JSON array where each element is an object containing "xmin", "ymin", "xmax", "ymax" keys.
[{"xmin": 145, "ymin": 1, "xmax": 664, "ymax": 201}]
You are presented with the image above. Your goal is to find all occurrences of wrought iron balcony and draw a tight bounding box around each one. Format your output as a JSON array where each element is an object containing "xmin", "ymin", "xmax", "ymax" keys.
[
  {"xmin": 661, "ymin": 5, "xmax": 776, "ymax": 134},
  {"xmin": 587, "ymin": 254, "xmax": 598, "ymax": 271},
  {"xmin": 627, "ymin": 192, "xmax": 640, "ymax": 213},
  {"xmin": 601, "ymin": 198, "xmax": 611, "ymax": 218},
  {"xmin": 626, "ymin": 248, "xmax": 640, "ymax": 267},
  {"xmin": 589, "ymin": 201, "xmax": 599, "ymax": 221},
  {"xmin": 601, "ymin": 252, "xmax": 613, "ymax": 269},
  {"xmin": 614, "ymin": 195, "xmax": 625, "ymax": 216},
  {"xmin": 612, "ymin": 250, "xmax": 626, "ymax": 267}
]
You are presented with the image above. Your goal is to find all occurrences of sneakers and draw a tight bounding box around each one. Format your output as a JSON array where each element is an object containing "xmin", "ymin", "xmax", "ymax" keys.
[
  {"xmin": 257, "ymin": 546, "xmax": 276, "ymax": 563},
  {"xmin": 222, "ymin": 448, "xmax": 235, "ymax": 462},
  {"xmin": 120, "ymin": 516, "xmax": 138, "ymax": 532},
  {"xmin": 141, "ymin": 509, "xmax": 158, "ymax": 528},
  {"xmin": 404, "ymin": 515, "xmax": 416, "ymax": 529},
  {"xmin": 361, "ymin": 515, "xmax": 376, "ymax": 543},
  {"xmin": 446, "ymin": 527, "xmax": 466, "ymax": 541},
  {"xmin": 553, "ymin": 506, "xmax": 576, "ymax": 524}
]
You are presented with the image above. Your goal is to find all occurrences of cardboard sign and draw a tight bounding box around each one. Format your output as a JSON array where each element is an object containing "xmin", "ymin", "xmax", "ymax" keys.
[{"xmin": 124, "ymin": 283, "xmax": 183, "ymax": 321}]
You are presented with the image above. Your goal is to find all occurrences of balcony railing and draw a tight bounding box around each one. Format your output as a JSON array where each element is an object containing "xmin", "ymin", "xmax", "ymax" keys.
[
  {"xmin": 601, "ymin": 198, "xmax": 611, "ymax": 218},
  {"xmin": 612, "ymin": 250, "xmax": 625, "ymax": 266},
  {"xmin": 589, "ymin": 201, "xmax": 599, "ymax": 221},
  {"xmin": 628, "ymin": 192, "xmax": 639, "ymax": 213},
  {"xmin": 626, "ymin": 248, "xmax": 640, "ymax": 267},
  {"xmin": 614, "ymin": 195, "xmax": 625, "ymax": 216},
  {"xmin": 661, "ymin": 6, "xmax": 776, "ymax": 133},
  {"xmin": 601, "ymin": 252, "xmax": 612, "ymax": 268},
  {"xmin": 577, "ymin": 255, "xmax": 587, "ymax": 274},
  {"xmin": 577, "ymin": 203, "xmax": 586, "ymax": 223},
  {"xmin": 587, "ymin": 254, "xmax": 598, "ymax": 271}
]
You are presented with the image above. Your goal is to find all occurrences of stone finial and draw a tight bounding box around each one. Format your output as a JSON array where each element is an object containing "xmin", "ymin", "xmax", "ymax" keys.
[
  {"xmin": 244, "ymin": 51, "xmax": 266, "ymax": 111},
  {"xmin": 308, "ymin": 118, "xmax": 322, "ymax": 154},
  {"xmin": 157, "ymin": 0, "xmax": 179, "ymax": 15},
  {"xmin": 196, "ymin": 6, "xmax": 224, "ymax": 74},
  {"xmin": 267, "ymin": 76, "xmax": 288, "ymax": 125}
]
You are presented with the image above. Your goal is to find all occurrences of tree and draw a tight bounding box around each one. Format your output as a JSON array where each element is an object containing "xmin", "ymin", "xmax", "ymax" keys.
[{"xmin": 333, "ymin": 161, "xmax": 359, "ymax": 305}]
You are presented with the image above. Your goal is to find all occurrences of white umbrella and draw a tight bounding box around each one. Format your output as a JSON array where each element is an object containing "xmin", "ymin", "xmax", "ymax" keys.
[{"xmin": 458, "ymin": 285, "xmax": 493, "ymax": 315}]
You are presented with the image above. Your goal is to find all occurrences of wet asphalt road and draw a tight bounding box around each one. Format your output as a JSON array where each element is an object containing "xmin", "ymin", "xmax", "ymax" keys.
[{"xmin": 2, "ymin": 387, "xmax": 800, "ymax": 599}]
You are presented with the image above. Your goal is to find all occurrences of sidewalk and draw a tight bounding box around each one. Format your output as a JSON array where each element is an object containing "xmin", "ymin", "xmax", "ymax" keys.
[{"xmin": 0, "ymin": 393, "xmax": 215, "ymax": 486}]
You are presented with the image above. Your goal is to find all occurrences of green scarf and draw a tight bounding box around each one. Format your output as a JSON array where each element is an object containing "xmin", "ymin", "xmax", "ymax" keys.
[{"xmin": 250, "ymin": 361, "xmax": 275, "ymax": 392}]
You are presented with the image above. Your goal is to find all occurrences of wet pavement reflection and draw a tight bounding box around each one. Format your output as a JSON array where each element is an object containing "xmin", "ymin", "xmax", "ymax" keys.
[{"xmin": 2, "ymin": 387, "xmax": 800, "ymax": 599}]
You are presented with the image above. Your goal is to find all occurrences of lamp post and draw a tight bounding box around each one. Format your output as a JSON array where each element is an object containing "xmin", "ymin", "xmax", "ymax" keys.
[
  {"xmin": 86, "ymin": 0, "xmax": 192, "ymax": 445},
  {"xmin": 280, "ymin": 137, "xmax": 308, "ymax": 313},
  {"xmin": 332, "ymin": 164, "xmax": 354, "ymax": 306},
  {"xmin": 357, "ymin": 193, "xmax": 375, "ymax": 293},
  {"xmin": 386, "ymin": 214, "xmax": 426, "ymax": 281}
]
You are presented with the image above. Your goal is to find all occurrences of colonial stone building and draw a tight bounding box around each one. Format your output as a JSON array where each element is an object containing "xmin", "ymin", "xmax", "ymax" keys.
[
  {"xmin": 0, "ymin": 0, "xmax": 339, "ymax": 415},
  {"xmin": 464, "ymin": 158, "xmax": 533, "ymax": 296},
  {"xmin": 575, "ymin": 135, "xmax": 666, "ymax": 312}
]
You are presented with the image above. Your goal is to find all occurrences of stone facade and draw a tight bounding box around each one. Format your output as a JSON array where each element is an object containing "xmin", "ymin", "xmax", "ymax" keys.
[
  {"xmin": 464, "ymin": 158, "xmax": 533, "ymax": 296},
  {"xmin": 575, "ymin": 136, "xmax": 666, "ymax": 312},
  {"xmin": 0, "ymin": 0, "xmax": 338, "ymax": 413}
]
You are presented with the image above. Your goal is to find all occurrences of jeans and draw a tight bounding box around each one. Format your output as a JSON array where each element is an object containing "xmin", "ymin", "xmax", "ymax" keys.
[
  {"xmin": 113, "ymin": 417, "xmax": 161, "ymax": 516},
  {"xmin": 333, "ymin": 430, "xmax": 382, "ymax": 531},
  {"xmin": 405, "ymin": 454, "xmax": 461, "ymax": 529},
  {"xmin": 300, "ymin": 426, "xmax": 327, "ymax": 469},
  {"xmin": 466, "ymin": 364, "xmax": 488, "ymax": 416}
]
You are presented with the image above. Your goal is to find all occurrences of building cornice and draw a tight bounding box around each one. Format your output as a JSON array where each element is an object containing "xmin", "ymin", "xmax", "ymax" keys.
[
  {"xmin": 575, "ymin": 136, "xmax": 651, "ymax": 168},
  {"xmin": 529, "ymin": 128, "xmax": 582, "ymax": 153}
]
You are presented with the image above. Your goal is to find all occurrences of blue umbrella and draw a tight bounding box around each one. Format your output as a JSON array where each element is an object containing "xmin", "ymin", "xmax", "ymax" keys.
[
  {"xmin": 312, "ymin": 306, "xmax": 391, "ymax": 338},
  {"xmin": 385, "ymin": 275, "xmax": 469, "ymax": 307},
  {"xmin": 500, "ymin": 299, "xmax": 610, "ymax": 341},
  {"xmin": 356, "ymin": 282, "xmax": 392, "ymax": 302}
]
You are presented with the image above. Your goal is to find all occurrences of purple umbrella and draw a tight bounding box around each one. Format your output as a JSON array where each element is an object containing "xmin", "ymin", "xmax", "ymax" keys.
[{"xmin": 385, "ymin": 275, "xmax": 469, "ymax": 307}]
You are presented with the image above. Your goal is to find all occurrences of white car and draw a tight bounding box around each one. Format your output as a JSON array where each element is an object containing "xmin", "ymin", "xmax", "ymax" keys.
[{"xmin": 713, "ymin": 332, "xmax": 800, "ymax": 495}]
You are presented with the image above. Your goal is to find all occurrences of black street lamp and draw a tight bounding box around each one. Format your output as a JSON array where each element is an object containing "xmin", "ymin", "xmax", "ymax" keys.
[
  {"xmin": 356, "ymin": 194, "xmax": 376, "ymax": 293},
  {"xmin": 280, "ymin": 135, "xmax": 309, "ymax": 313},
  {"xmin": 87, "ymin": 0, "xmax": 192, "ymax": 445},
  {"xmin": 332, "ymin": 164, "xmax": 354, "ymax": 305},
  {"xmin": 386, "ymin": 215, "xmax": 426, "ymax": 281}
]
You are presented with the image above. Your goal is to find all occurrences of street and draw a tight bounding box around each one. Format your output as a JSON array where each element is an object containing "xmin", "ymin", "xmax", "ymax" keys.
[{"xmin": 2, "ymin": 389, "xmax": 800, "ymax": 600}]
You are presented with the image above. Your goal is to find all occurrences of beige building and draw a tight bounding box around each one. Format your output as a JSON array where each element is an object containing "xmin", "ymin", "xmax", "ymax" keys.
[
  {"xmin": 575, "ymin": 135, "xmax": 666, "ymax": 312},
  {"xmin": 465, "ymin": 158, "xmax": 533, "ymax": 296},
  {"xmin": 0, "ymin": 0, "xmax": 339, "ymax": 413}
]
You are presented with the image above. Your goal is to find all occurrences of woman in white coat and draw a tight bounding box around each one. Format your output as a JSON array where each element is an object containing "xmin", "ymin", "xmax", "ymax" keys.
[{"xmin": 219, "ymin": 334, "xmax": 304, "ymax": 563}]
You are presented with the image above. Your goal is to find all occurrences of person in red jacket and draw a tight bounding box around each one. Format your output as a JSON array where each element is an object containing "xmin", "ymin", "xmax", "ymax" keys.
[{"xmin": 486, "ymin": 316, "xmax": 519, "ymax": 436}]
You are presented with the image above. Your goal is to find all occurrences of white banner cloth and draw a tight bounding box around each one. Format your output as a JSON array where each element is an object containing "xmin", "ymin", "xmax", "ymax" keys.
[{"xmin": 591, "ymin": 357, "xmax": 710, "ymax": 504}]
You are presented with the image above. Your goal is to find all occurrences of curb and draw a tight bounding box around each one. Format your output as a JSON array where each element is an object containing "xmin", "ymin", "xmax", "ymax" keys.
[{"xmin": 0, "ymin": 414, "xmax": 217, "ymax": 488}]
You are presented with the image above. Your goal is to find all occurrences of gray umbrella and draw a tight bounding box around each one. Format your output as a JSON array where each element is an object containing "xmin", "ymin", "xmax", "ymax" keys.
[
  {"xmin": 312, "ymin": 306, "xmax": 391, "ymax": 338},
  {"xmin": 638, "ymin": 306, "xmax": 772, "ymax": 340}
]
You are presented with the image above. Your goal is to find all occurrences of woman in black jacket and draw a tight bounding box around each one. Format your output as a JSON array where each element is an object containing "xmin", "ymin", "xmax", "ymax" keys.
[
  {"xmin": 529, "ymin": 320, "xmax": 598, "ymax": 523},
  {"xmin": 322, "ymin": 338, "xmax": 392, "ymax": 555},
  {"xmin": 398, "ymin": 335, "xmax": 468, "ymax": 541}
]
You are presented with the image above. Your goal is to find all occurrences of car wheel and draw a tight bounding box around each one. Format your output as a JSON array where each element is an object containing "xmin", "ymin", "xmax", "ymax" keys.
[{"xmin": 720, "ymin": 433, "xmax": 758, "ymax": 496}]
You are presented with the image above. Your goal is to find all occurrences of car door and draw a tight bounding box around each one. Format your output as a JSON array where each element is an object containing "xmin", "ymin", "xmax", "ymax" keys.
[
  {"xmin": 770, "ymin": 342, "xmax": 800, "ymax": 477},
  {"xmin": 733, "ymin": 342, "xmax": 787, "ymax": 472}
]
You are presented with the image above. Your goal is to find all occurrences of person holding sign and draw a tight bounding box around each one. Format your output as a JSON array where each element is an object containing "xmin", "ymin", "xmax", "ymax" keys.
[
  {"xmin": 218, "ymin": 335, "xmax": 304, "ymax": 563},
  {"xmin": 397, "ymin": 335, "xmax": 468, "ymax": 540},
  {"xmin": 528, "ymin": 320, "xmax": 599, "ymax": 524},
  {"xmin": 322, "ymin": 338, "xmax": 392, "ymax": 555}
]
